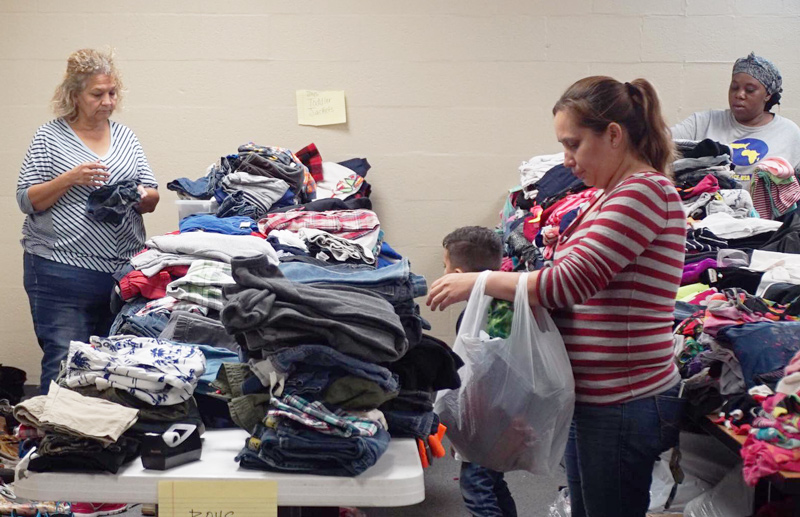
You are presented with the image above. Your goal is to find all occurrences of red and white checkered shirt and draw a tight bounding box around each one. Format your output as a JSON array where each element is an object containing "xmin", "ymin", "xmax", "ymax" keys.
[{"xmin": 257, "ymin": 209, "xmax": 380, "ymax": 241}]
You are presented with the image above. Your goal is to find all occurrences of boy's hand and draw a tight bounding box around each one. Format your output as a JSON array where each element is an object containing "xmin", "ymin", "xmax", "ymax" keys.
[{"xmin": 426, "ymin": 272, "xmax": 480, "ymax": 311}]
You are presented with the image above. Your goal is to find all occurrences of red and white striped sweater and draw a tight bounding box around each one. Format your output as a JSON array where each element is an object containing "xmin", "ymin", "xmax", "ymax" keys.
[{"xmin": 536, "ymin": 172, "xmax": 686, "ymax": 405}]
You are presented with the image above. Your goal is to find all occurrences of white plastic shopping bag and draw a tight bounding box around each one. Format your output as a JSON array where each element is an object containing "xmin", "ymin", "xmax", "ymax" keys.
[{"xmin": 435, "ymin": 271, "xmax": 575, "ymax": 474}]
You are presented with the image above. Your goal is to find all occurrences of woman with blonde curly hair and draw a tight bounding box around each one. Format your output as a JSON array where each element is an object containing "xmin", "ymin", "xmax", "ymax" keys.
[{"xmin": 16, "ymin": 49, "xmax": 160, "ymax": 399}]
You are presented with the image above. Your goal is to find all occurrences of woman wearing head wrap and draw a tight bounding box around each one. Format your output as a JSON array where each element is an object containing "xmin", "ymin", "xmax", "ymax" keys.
[{"xmin": 671, "ymin": 52, "xmax": 800, "ymax": 187}]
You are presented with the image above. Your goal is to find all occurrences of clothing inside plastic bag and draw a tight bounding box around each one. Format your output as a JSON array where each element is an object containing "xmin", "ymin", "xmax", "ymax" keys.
[{"xmin": 435, "ymin": 271, "xmax": 575, "ymax": 475}]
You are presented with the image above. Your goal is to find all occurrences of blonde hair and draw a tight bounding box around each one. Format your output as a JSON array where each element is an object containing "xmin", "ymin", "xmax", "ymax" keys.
[{"xmin": 52, "ymin": 48, "xmax": 123, "ymax": 122}]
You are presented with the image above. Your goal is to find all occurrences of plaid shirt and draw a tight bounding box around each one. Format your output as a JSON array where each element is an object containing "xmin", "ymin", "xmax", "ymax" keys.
[
  {"xmin": 296, "ymin": 143, "xmax": 324, "ymax": 182},
  {"xmin": 265, "ymin": 394, "xmax": 380, "ymax": 437},
  {"xmin": 258, "ymin": 209, "xmax": 380, "ymax": 241},
  {"xmin": 166, "ymin": 260, "xmax": 235, "ymax": 311}
]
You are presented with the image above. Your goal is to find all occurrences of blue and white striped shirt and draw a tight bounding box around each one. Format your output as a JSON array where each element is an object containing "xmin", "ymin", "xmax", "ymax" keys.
[{"xmin": 17, "ymin": 118, "xmax": 158, "ymax": 273}]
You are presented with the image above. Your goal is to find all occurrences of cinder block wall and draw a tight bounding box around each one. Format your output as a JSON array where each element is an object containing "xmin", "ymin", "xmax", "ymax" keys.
[{"xmin": 2, "ymin": 0, "xmax": 798, "ymax": 381}]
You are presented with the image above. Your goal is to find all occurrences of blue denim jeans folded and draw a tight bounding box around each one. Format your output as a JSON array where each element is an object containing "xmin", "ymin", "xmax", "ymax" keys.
[
  {"xmin": 108, "ymin": 297, "xmax": 150, "ymax": 336},
  {"xmin": 23, "ymin": 253, "xmax": 118, "ymax": 392},
  {"xmin": 460, "ymin": 462, "xmax": 517, "ymax": 517},
  {"xmin": 189, "ymin": 344, "xmax": 240, "ymax": 394},
  {"xmin": 167, "ymin": 176, "xmax": 213, "ymax": 199},
  {"xmin": 565, "ymin": 383, "xmax": 685, "ymax": 517},
  {"xmin": 216, "ymin": 191, "xmax": 261, "ymax": 219},
  {"xmin": 159, "ymin": 310, "xmax": 239, "ymax": 351},
  {"xmin": 278, "ymin": 258, "xmax": 411, "ymax": 285},
  {"xmin": 180, "ymin": 214, "xmax": 256, "ymax": 235},
  {"xmin": 269, "ymin": 344, "xmax": 398, "ymax": 392},
  {"xmin": 718, "ymin": 321, "xmax": 800, "ymax": 389},
  {"xmin": 366, "ymin": 275, "xmax": 428, "ymax": 304},
  {"xmin": 115, "ymin": 312, "xmax": 169, "ymax": 339},
  {"xmin": 381, "ymin": 409, "xmax": 435, "ymax": 440},
  {"xmin": 236, "ymin": 421, "xmax": 390, "ymax": 476}
]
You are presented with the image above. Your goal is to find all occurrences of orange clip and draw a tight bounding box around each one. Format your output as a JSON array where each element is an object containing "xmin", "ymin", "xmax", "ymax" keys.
[
  {"xmin": 428, "ymin": 423, "xmax": 447, "ymax": 458},
  {"xmin": 416, "ymin": 438, "xmax": 430, "ymax": 468}
]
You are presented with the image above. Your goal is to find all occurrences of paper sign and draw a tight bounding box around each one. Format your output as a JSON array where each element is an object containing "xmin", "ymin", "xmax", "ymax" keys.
[
  {"xmin": 296, "ymin": 90, "xmax": 347, "ymax": 126},
  {"xmin": 158, "ymin": 480, "xmax": 278, "ymax": 517}
]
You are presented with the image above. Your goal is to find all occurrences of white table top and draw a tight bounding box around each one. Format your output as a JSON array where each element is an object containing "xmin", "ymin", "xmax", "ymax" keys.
[{"xmin": 13, "ymin": 428, "xmax": 424, "ymax": 507}]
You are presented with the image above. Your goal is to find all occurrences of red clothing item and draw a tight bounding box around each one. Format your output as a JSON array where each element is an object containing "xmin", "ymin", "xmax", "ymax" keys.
[
  {"xmin": 679, "ymin": 174, "xmax": 719, "ymax": 200},
  {"xmin": 296, "ymin": 143, "xmax": 324, "ymax": 182},
  {"xmin": 119, "ymin": 265, "xmax": 189, "ymax": 300}
]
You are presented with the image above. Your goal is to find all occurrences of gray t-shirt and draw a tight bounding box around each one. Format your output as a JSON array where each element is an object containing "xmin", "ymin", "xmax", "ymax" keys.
[{"xmin": 671, "ymin": 109, "xmax": 800, "ymax": 187}]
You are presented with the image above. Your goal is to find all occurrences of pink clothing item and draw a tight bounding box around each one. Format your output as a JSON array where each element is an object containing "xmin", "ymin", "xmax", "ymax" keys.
[
  {"xmin": 752, "ymin": 171, "xmax": 800, "ymax": 219},
  {"xmin": 540, "ymin": 188, "xmax": 601, "ymax": 259},
  {"xmin": 741, "ymin": 433, "xmax": 800, "ymax": 486},
  {"xmin": 702, "ymin": 291, "xmax": 779, "ymax": 337},
  {"xmin": 522, "ymin": 206, "xmax": 543, "ymax": 242},
  {"xmin": 686, "ymin": 288, "xmax": 717, "ymax": 305},
  {"xmin": 500, "ymin": 257, "xmax": 514, "ymax": 272},
  {"xmin": 680, "ymin": 174, "xmax": 720, "ymax": 200},
  {"xmin": 758, "ymin": 156, "xmax": 795, "ymax": 180}
]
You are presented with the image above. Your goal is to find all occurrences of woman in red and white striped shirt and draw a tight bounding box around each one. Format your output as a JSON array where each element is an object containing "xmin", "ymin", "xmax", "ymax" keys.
[{"xmin": 428, "ymin": 76, "xmax": 687, "ymax": 517}]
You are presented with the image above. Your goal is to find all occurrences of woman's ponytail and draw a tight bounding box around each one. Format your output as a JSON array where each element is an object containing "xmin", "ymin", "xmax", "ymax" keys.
[{"xmin": 628, "ymin": 79, "xmax": 676, "ymax": 179}]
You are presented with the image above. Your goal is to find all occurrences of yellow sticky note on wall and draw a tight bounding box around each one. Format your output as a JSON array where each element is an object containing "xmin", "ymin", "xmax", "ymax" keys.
[
  {"xmin": 296, "ymin": 90, "xmax": 347, "ymax": 126},
  {"xmin": 158, "ymin": 480, "xmax": 278, "ymax": 517}
]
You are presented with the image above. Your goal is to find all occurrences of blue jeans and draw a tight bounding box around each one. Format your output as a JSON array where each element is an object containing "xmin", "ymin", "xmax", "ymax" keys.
[
  {"xmin": 278, "ymin": 258, "xmax": 411, "ymax": 285},
  {"xmin": 460, "ymin": 462, "xmax": 517, "ymax": 517},
  {"xmin": 236, "ymin": 421, "xmax": 390, "ymax": 476},
  {"xmin": 382, "ymin": 410, "xmax": 436, "ymax": 440},
  {"xmin": 23, "ymin": 253, "xmax": 117, "ymax": 393},
  {"xmin": 564, "ymin": 383, "xmax": 685, "ymax": 517},
  {"xmin": 269, "ymin": 344, "xmax": 398, "ymax": 392}
]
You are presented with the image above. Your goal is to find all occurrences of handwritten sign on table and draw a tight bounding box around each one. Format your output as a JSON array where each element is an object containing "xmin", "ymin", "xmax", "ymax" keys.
[
  {"xmin": 296, "ymin": 90, "xmax": 347, "ymax": 126},
  {"xmin": 158, "ymin": 480, "xmax": 277, "ymax": 517}
]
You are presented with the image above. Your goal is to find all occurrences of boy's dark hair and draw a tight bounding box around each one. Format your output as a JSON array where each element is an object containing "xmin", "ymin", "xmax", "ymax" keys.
[{"xmin": 443, "ymin": 226, "xmax": 502, "ymax": 273}]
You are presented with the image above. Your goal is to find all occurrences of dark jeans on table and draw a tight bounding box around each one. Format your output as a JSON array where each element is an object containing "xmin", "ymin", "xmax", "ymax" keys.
[
  {"xmin": 237, "ymin": 421, "xmax": 390, "ymax": 476},
  {"xmin": 564, "ymin": 383, "xmax": 686, "ymax": 517},
  {"xmin": 381, "ymin": 409, "xmax": 435, "ymax": 440},
  {"xmin": 460, "ymin": 462, "xmax": 517, "ymax": 517},
  {"xmin": 23, "ymin": 253, "xmax": 117, "ymax": 393},
  {"xmin": 269, "ymin": 344, "xmax": 398, "ymax": 392}
]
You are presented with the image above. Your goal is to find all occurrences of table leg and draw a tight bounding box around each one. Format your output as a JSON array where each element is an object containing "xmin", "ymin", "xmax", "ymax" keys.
[{"xmin": 754, "ymin": 480, "xmax": 771, "ymax": 514}]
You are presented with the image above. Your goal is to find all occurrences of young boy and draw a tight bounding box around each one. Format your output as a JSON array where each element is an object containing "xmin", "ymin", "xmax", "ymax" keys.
[{"xmin": 442, "ymin": 226, "xmax": 517, "ymax": 517}]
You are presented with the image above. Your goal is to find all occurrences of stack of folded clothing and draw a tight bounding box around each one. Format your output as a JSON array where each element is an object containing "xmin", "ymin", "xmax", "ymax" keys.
[{"xmin": 14, "ymin": 383, "xmax": 140, "ymax": 473}]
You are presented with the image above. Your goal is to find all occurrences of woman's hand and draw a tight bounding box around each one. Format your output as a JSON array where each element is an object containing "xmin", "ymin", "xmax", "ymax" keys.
[
  {"xmin": 426, "ymin": 272, "xmax": 480, "ymax": 311},
  {"xmin": 66, "ymin": 160, "xmax": 109, "ymax": 187}
]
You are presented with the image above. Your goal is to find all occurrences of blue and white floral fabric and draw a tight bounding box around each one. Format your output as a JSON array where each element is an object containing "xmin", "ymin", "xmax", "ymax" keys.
[{"xmin": 64, "ymin": 335, "xmax": 206, "ymax": 406}]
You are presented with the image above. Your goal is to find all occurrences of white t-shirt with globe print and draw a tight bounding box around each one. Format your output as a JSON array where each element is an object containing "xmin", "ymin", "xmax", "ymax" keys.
[{"xmin": 671, "ymin": 109, "xmax": 800, "ymax": 190}]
